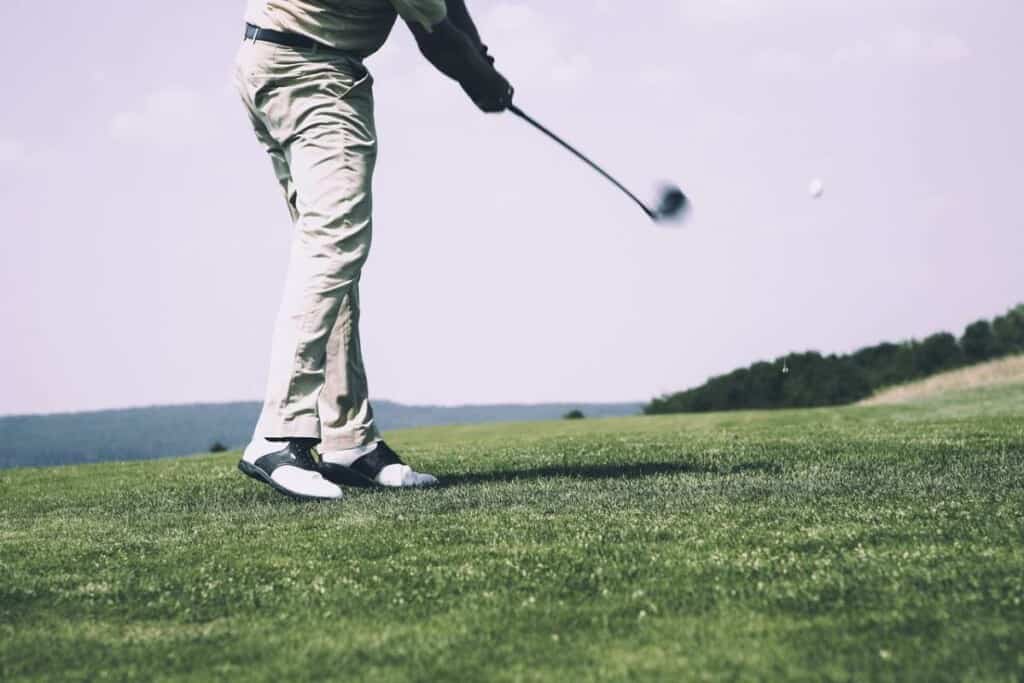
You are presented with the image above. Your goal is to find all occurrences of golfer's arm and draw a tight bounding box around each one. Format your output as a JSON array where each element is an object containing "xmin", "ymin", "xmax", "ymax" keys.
[
  {"xmin": 407, "ymin": 16, "xmax": 491, "ymax": 85},
  {"xmin": 444, "ymin": 0, "xmax": 484, "ymax": 49}
]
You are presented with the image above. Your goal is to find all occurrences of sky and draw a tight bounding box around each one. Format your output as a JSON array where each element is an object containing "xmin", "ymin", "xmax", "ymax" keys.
[{"xmin": 1, "ymin": 0, "xmax": 1022, "ymax": 416}]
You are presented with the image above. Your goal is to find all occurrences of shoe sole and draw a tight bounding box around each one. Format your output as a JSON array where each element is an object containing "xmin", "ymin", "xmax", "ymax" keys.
[{"xmin": 238, "ymin": 460, "xmax": 341, "ymax": 501}]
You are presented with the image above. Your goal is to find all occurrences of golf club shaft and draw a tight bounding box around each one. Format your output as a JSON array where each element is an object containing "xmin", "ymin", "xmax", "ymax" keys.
[{"xmin": 508, "ymin": 104, "xmax": 656, "ymax": 219}]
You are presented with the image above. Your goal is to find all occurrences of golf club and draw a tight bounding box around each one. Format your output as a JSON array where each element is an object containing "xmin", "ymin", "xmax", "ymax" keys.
[{"xmin": 508, "ymin": 104, "xmax": 688, "ymax": 223}]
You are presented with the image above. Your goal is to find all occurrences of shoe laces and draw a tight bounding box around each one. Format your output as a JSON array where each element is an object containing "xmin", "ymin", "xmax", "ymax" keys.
[{"xmin": 290, "ymin": 440, "xmax": 321, "ymax": 472}]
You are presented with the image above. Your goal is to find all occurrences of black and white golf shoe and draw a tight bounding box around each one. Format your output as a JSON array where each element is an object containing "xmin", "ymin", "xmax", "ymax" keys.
[
  {"xmin": 319, "ymin": 440, "xmax": 439, "ymax": 488},
  {"xmin": 238, "ymin": 438, "xmax": 343, "ymax": 501}
]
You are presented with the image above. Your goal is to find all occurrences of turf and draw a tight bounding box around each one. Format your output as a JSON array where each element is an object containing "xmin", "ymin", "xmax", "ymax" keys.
[{"xmin": 2, "ymin": 384, "xmax": 1022, "ymax": 682}]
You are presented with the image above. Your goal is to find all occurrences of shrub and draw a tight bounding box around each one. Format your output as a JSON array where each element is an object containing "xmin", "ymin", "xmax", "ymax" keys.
[
  {"xmin": 209, "ymin": 441, "xmax": 228, "ymax": 453},
  {"xmin": 563, "ymin": 410, "xmax": 585, "ymax": 420}
]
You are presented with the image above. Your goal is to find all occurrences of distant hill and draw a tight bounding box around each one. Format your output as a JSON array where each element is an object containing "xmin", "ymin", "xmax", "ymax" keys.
[
  {"xmin": 0, "ymin": 400, "xmax": 642, "ymax": 469},
  {"xmin": 647, "ymin": 303, "xmax": 1024, "ymax": 415}
]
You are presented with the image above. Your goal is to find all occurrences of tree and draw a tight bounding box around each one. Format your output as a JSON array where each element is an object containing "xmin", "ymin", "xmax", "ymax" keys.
[
  {"xmin": 992, "ymin": 304, "xmax": 1024, "ymax": 354},
  {"xmin": 563, "ymin": 409, "xmax": 585, "ymax": 420},
  {"xmin": 912, "ymin": 333, "xmax": 963, "ymax": 376},
  {"xmin": 850, "ymin": 342, "xmax": 915, "ymax": 388},
  {"xmin": 643, "ymin": 304, "xmax": 1023, "ymax": 416},
  {"xmin": 961, "ymin": 320, "xmax": 997, "ymax": 363},
  {"xmin": 209, "ymin": 441, "xmax": 228, "ymax": 453}
]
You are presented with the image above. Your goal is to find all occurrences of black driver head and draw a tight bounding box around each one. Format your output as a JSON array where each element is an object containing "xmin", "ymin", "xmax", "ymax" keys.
[{"xmin": 654, "ymin": 185, "xmax": 688, "ymax": 223}]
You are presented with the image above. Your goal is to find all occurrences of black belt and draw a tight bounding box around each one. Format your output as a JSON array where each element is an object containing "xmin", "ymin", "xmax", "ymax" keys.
[{"xmin": 244, "ymin": 23, "xmax": 351, "ymax": 57}]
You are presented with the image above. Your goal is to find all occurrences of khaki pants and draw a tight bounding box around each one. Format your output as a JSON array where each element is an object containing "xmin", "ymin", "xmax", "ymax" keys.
[{"xmin": 234, "ymin": 40, "xmax": 379, "ymax": 450}]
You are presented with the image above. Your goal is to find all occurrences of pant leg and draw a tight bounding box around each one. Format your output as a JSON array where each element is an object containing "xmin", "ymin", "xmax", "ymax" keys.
[
  {"xmin": 235, "ymin": 41, "xmax": 378, "ymax": 442},
  {"xmin": 238, "ymin": 89, "xmax": 299, "ymax": 223},
  {"xmin": 319, "ymin": 279, "xmax": 379, "ymax": 450}
]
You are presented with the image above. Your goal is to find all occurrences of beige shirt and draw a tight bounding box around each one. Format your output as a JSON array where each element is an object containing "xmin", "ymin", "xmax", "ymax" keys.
[{"xmin": 246, "ymin": 0, "xmax": 447, "ymax": 57}]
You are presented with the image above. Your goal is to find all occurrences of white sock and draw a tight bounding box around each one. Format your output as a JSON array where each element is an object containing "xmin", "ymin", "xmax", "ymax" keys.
[{"xmin": 376, "ymin": 464, "xmax": 438, "ymax": 488}]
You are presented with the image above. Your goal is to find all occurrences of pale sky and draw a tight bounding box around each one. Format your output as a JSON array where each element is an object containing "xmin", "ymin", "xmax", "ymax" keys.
[{"xmin": 1, "ymin": 0, "xmax": 1022, "ymax": 416}]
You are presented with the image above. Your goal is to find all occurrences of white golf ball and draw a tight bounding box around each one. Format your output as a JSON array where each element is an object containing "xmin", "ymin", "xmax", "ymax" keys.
[{"xmin": 809, "ymin": 178, "xmax": 824, "ymax": 199}]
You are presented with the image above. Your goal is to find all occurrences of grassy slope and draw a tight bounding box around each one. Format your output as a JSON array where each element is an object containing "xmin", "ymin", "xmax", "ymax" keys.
[
  {"xmin": 862, "ymin": 354, "xmax": 1024, "ymax": 406},
  {"xmin": 1, "ymin": 387, "xmax": 1022, "ymax": 682}
]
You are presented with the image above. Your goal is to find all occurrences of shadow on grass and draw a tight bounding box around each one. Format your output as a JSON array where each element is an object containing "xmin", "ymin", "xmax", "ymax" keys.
[
  {"xmin": 234, "ymin": 460, "xmax": 783, "ymax": 503},
  {"xmin": 439, "ymin": 460, "xmax": 782, "ymax": 487}
]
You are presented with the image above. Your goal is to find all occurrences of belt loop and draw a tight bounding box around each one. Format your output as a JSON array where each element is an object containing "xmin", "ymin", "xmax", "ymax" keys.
[
  {"xmin": 310, "ymin": 42, "xmax": 318, "ymax": 56},
  {"xmin": 251, "ymin": 27, "xmax": 260, "ymax": 44}
]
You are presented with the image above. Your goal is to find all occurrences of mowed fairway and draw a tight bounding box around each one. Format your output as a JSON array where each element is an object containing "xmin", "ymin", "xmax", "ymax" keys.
[{"xmin": 2, "ymin": 386, "xmax": 1022, "ymax": 682}]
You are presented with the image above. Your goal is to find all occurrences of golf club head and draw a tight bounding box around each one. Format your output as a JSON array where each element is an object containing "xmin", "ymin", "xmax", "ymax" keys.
[{"xmin": 653, "ymin": 185, "xmax": 689, "ymax": 223}]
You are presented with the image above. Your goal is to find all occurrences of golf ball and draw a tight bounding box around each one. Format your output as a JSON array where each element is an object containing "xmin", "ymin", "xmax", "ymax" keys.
[{"xmin": 809, "ymin": 178, "xmax": 824, "ymax": 199}]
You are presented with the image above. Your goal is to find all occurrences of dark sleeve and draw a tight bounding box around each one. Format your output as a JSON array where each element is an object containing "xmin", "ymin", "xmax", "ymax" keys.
[
  {"xmin": 404, "ymin": 0, "xmax": 512, "ymax": 111},
  {"xmin": 444, "ymin": 0, "xmax": 482, "ymax": 48},
  {"xmin": 406, "ymin": 17, "xmax": 491, "ymax": 86}
]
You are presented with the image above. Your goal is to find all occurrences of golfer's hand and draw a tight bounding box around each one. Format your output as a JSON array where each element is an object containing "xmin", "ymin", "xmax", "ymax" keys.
[{"xmin": 464, "ymin": 67, "xmax": 514, "ymax": 113}]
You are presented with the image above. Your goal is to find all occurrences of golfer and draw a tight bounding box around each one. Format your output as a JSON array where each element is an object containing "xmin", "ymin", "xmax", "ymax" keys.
[{"xmin": 234, "ymin": 0, "xmax": 512, "ymax": 500}]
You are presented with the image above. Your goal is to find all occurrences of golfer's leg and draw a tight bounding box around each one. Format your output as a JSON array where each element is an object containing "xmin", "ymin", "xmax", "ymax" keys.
[
  {"xmin": 254, "ymin": 62, "xmax": 378, "ymax": 441},
  {"xmin": 316, "ymin": 274, "xmax": 437, "ymax": 488},
  {"xmin": 231, "ymin": 46, "xmax": 344, "ymax": 500},
  {"xmin": 319, "ymin": 280, "xmax": 380, "ymax": 451},
  {"xmin": 234, "ymin": 61, "xmax": 298, "ymax": 225},
  {"xmin": 257, "ymin": 134, "xmax": 299, "ymax": 225}
]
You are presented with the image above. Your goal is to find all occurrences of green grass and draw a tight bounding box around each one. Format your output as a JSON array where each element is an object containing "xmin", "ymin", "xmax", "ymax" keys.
[{"xmin": 2, "ymin": 384, "xmax": 1023, "ymax": 682}]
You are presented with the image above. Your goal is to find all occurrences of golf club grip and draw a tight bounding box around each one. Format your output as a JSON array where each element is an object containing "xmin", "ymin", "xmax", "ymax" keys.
[{"xmin": 508, "ymin": 104, "xmax": 655, "ymax": 219}]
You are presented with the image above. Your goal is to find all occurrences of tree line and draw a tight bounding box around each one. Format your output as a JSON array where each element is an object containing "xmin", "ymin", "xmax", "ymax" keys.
[{"xmin": 645, "ymin": 304, "xmax": 1024, "ymax": 415}]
